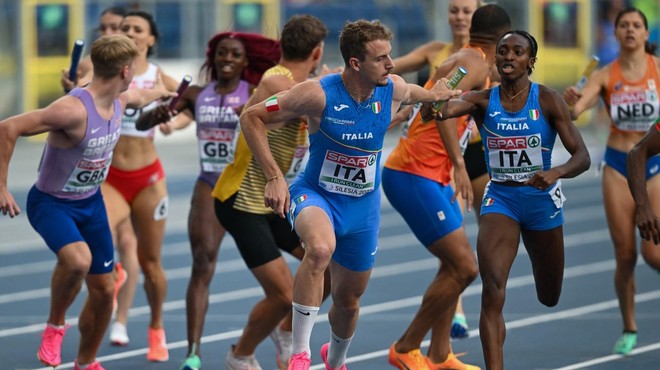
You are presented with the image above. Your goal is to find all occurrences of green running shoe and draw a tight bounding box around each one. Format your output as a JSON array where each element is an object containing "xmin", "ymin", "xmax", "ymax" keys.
[
  {"xmin": 613, "ymin": 332, "xmax": 637, "ymax": 355},
  {"xmin": 180, "ymin": 354, "xmax": 201, "ymax": 370}
]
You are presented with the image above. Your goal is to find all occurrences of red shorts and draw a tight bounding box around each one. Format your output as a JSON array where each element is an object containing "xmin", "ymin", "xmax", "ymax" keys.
[{"xmin": 105, "ymin": 159, "xmax": 165, "ymax": 204}]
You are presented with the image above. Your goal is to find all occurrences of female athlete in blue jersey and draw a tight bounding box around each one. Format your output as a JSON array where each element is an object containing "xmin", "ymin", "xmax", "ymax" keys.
[{"xmin": 435, "ymin": 30, "xmax": 591, "ymax": 370}]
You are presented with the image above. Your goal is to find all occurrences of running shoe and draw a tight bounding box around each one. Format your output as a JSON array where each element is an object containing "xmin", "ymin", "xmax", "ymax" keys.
[
  {"xmin": 450, "ymin": 313, "xmax": 470, "ymax": 339},
  {"xmin": 179, "ymin": 353, "xmax": 201, "ymax": 370},
  {"xmin": 425, "ymin": 352, "xmax": 481, "ymax": 370},
  {"xmin": 270, "ymin": 327, "xmax": 292, "ymax": 370},
  {"xmin": 320, "ymin": 343, "xmax": 346, "ymax": 370},
  {"xmin": 112, "ymin": 262, "xmax": 128, "ymax": 318},
  {"xmin": 37, "ymin": 324, "xmax": 69, "ymax": 367},
  {"xmin": 226, "ymin": 345, "xmax": 262, "ymax": 370},
  {"xmin": 388, "ymin": 342, "xmax": 430, "ymax": 370},
  {"xmin": 613, "ymin": 332, "xmax": 637, "ymax": 355},
  {"xmin": 73, "ymin": 360, "xmax": 106, "ymax": 370},
  {"xmin": 109, "ymin": 321, "xmax": 129, "ymax": 346},
  {"xmin": 147, "ymin": 327, "xmax": 169, "ymax": 362},
  {"xmin": 287, "ymin": 352, "xmax": 311, "ymax": 370}
]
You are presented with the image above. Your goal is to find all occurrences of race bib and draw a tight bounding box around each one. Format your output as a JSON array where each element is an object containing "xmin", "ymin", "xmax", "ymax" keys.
[
  {"xmin": 487, "ymin": 134, "xmax": 543, "ymax": 182},
  {"xmin": 198, "ymin": 127, "xmax": 238, "ymax": 172},
  {"xmin": 63, "ymin": 156, "xmax": 112, "ymax": 193},
  {"xmin": 610, "ymin": 86, "xmax": 659, "ymax": 132},
  {"xmin": 548, "ymin": 181, "xmax": 566, "ymax": 209},
  {"xmin": 318, "ymin": 150, "xmax": 378, "ymax": 197}
]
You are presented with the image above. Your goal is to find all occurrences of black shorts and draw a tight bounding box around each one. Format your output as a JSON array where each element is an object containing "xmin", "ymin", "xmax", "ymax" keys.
[
  {"xmin": 214, "ymin": 194, "xmax": 301, "ymax": 269},
  {"xmin": 464, "ymin": 141, "xmax": 488, "ymax": 180}
]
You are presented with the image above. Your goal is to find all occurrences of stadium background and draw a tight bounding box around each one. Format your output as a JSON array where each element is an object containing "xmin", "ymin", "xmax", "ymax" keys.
[{"xmin": 0, "ymin": 0, "xmax": 657, "ymax": 121}]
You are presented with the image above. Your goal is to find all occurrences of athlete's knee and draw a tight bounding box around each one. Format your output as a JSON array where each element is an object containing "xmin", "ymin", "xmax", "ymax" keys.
[
  {"xmin": 614, "ymin": 248, "xmax": 638, "ymax": 271},
  {"xmin": 190, "ymin": 246, "xmax": 218, "ymax": 278},
  {"xmin": 537, "ymin": 283, "xmax": 562, "ymax": 307},
  {"xmin": 139, "ymin": 258, "xmax": 165, "ymax": 280},
  {"xmin": 481, "ymin": 277, "xmax": 507, "ymax": 309},
  {"xmin": 331, "ymin": 297, "xmax": 360, "ymax": 319},
  {"xmin": 58, "ymin": 253, "xmax": 92, "ymax": 279},
  {"xmin": 301, "ymin": 241, "xmax": 334, "ymax": 271},
  {"xmin": 457, "ymin": 257, "xmax": 479, "ymax": 287}
]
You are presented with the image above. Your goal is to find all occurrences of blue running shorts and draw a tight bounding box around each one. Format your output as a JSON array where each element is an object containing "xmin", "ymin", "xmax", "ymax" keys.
[
  {"xmin": 26, "ymin": 185, "xmax": 115, "ymax": 274},
  {"xmin": 288, "ymin": 179, "xmax": 380, "ymax": 272},
  {"xmin": 480, "ymin": 181, "xmax": 565, "ymax": 231},
  {"xmin": 381, "ymin": 168, "xmax": 463, "ymax": 247}
]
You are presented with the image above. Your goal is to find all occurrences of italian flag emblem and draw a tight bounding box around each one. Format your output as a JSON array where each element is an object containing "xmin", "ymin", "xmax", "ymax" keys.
[
  {"xmin": 529, "ymin": 109, "xmax": 540, "ymax": 121},
  {"xmin": 295, "ymin": 194, "xmax": 308, "ymax": 204},
  {"xmin": 265, "ymin": 96, "xmax": 280, "ymax": 112},
  {"xmin": 483, "ymin": 197, "xmax": 494, "ymax": 207},
  {"xmin": 655, "ymin": 116, "xmax": 660, "ymax": 131},
  {"xmin": 371, "ymin": 101, "xmax": 382, "ymax": 114}
]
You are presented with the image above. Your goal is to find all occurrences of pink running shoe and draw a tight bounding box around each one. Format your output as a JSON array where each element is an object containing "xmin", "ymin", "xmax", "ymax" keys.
[
  {"xmin": 37, "ymin": 324, "xmax": 70, "ymax": 367},
  {"xmin": 320, "ymin": 343, "xmax": 347, "ymax": 370},
  {"xmin": 147, "ymin": 327, "xmax": 169, "ymax": 362},
  {"xmin": 287, "ymin": 352, "xmax": 311, "ymax": 370},
  {"xmin": 74, "ymin": 360, "xmax": 106, "ymax": 370}
]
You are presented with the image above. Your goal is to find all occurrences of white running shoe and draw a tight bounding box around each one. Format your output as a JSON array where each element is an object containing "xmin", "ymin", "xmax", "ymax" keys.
[
  {"xmin": 109, "ymin": 321, "xmax": 129, "ymax": 346},
  {"xmin": 226, "ymin": 345, "xmax": 262, "ymax": 370},
  {"xmin": 269, "ymin": 327, "xmax": 292, "ymax": 370}
]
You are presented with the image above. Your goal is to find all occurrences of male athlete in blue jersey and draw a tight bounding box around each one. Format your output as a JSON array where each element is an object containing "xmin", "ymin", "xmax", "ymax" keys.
[{"xmin": 240, "ymin": 19, "xmax": 461, "ymax": 370}]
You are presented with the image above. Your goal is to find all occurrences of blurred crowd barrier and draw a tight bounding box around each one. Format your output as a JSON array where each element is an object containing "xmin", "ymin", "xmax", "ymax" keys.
[{"xmin": 0, "ymin": 0, "xmax": 657, "ymax": 127}]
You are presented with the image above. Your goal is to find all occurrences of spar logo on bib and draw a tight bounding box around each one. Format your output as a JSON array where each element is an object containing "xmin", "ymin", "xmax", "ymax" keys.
[{"xmin": 529, "ymin": 109, "xmax": 540, "ymax": 121}]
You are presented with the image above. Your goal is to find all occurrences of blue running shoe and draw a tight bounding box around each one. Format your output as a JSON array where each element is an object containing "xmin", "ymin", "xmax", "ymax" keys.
[{"xmin": 450, "ymin": 313, "xmax": 469, "ymax": 339}]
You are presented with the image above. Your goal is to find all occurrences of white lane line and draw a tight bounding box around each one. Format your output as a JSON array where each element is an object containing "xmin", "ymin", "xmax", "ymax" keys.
[{"xmin": 551, "ymin": 342, "xmax": 660, "ymax": 370}]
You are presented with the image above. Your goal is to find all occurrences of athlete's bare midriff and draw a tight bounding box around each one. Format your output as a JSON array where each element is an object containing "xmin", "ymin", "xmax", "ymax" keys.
[{"xmin": 111, "ymin": 135, "xmax": 159, "ymax": 170}]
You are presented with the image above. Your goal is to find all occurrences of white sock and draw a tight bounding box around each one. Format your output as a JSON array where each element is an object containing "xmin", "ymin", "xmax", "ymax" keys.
[
  {"xmin": 47, "ymin": 323, "xmax": 66, "ymax": 330},
  {"xmin": 328, "ymin": 332, "xmax": 353, "ymax": 369},
  {"xmin": 292, "ymin": 302, "xmax": 320, "ymax": 357}
]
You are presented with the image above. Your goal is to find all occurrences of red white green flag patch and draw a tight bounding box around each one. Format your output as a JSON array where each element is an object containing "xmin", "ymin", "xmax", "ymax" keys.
[{"xmin": 265, "ymin": 96, "xmax": 280, "ymax": 112}]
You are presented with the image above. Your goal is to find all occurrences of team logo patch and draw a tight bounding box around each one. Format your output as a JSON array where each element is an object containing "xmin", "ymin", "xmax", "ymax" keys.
[
  {"xmin": 265, "ymin": 96, "xmax": 279, "ymax": 112},
  {"xmin": 529, "ymin": 109, "xmax": 540, "ymax": 121},
  {"xmin": 483, "ymin": 197, "xmax": 495, "ymax": 207},
  {"xmin": 371, "ymin": 101, "xmax": 381, "ymax": 114}
]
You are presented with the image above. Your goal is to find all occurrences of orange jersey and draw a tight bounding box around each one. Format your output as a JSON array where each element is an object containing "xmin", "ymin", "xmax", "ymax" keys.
[
  {"xmin": 604, "ymin": 54, "xmax": 660, "ymax": 133},
  {"xmin": 385, "ymin": 45, "xmax": 489, "ymax": 184},
  {"xmin": 385, "ymin": 80, "xmax": 469, "ymax": 185}
]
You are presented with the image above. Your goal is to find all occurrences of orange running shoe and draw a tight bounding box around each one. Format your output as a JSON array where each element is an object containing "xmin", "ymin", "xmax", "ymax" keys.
[
  {"xmin": 425, "ymin": 352, "xmax": 481, "ymax": 370},
  {"xmin": 147, "ymin": 327, "xmax": 169, "ymax": 362},
  {"xmin": 112, "ymin": 262, "xmax": 127, "ymax": 317},
  {"xmin": 388, "ymin": 342, "xmax": 430, "ymax": 370}
]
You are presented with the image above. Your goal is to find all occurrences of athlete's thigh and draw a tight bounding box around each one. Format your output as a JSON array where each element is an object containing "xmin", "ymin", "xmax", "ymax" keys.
[
  {"xmin": 477, "ymin": 213, "xmax": 521, "ymax": 285},
  {"xmin": 521, "ymin": 226, "xmax": 564, "ymax": 288},
  {"xmin": 602, "ymin": 168, "xmax": 636, "ymax": 248},
  {"xmin": 188, "ymin": 180, "xmax": 224, "ymax": 249},
  {"xmin": 101, "ymin": 182, "xmax": 131, "ymax": 231},
  {"xmin": 131, "ymin": 179, "xmax": 168, "ymax": 257}
]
